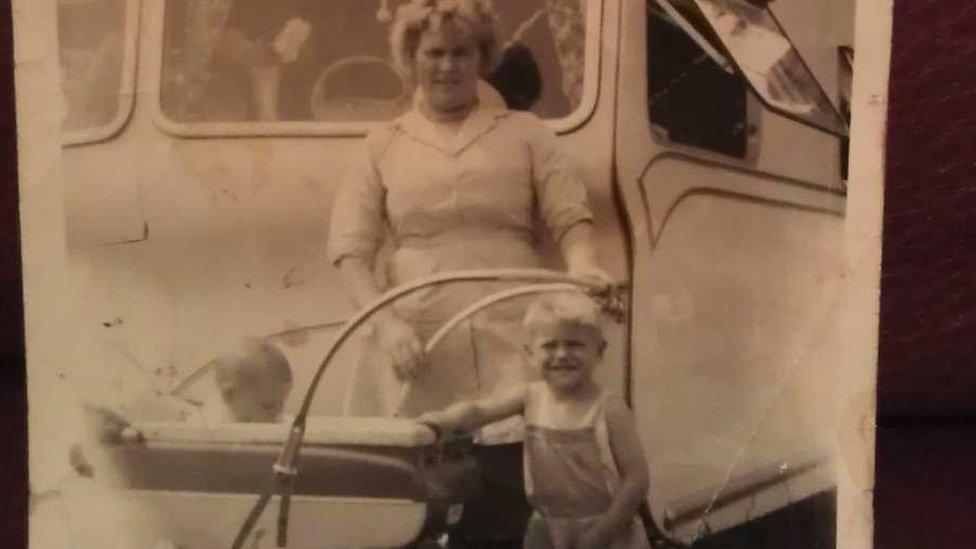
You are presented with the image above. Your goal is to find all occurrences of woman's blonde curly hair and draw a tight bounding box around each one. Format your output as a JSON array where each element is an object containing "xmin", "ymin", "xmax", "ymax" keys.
[{"xmin": 390, "ymin": 0, "xmax": 502, "ymax": 81}]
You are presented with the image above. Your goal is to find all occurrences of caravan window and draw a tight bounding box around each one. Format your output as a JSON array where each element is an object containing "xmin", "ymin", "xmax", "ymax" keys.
[
  {"xmin": 649, "ymin": 0, "xmax": 847, "ymax": 156},
  {"xmin": 648, "ymin": 1, "xmax": 751, "ymax": 159},
  {"xmin": 58, "ymin": 0, "xmax": 138, "ymax": 145},
  {"xmin": 838, "ymin": 46, "xmax": 853, "ymax": 180},
  {"xmin": 158, "ymin": 0, "xmax": 600, "ymax": 135}
]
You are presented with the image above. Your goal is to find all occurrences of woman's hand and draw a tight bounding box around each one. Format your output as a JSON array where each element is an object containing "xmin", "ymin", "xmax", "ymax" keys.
[
  {"xmin": 568, "ymin": 263, "xmax": 614, "ymax": 289},
  {"xmin": 334, "ymin": 257, "xmax": 426, "ymax": 380},
  {"xmin": 560, "ymin": 222, "xmax": 614, "ymax": 290},
  {"xmin": 375, "ymin": 314, "xmax": 425, "ymax": 381}
]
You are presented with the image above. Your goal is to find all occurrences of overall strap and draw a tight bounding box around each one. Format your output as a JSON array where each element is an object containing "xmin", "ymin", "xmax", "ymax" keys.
[
  {"xmin": 581, "ymin": 388, "xmax": 611, "ymax": 426},
  {"xmin": 591, "ymin": 391, "xmax": 621, "ymax": 492},
  {"xmin": 522, "ymin": 381, "xmax": 548, "ymax": 427}
]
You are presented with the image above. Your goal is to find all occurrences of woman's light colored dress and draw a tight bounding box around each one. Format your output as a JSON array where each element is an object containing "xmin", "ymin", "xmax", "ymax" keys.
[
  {"xmin": 522, "ymin": 382, "xmax": 652, "ymax": 549},
  {"xmin": 327, "ymin": 84, "xmax": 593, "ymax": 444}
]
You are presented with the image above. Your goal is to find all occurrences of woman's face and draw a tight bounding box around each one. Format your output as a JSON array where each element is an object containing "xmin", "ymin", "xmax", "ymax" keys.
[{"xmin": 414, "ymin": 21, "xmax": 482, "ymax": 116}]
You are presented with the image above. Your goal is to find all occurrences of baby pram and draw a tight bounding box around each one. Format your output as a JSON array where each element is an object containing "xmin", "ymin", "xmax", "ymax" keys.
[
  {"xmin": 105, "ymin": 417, "xmax": 468, "ymax": 548},
  {"xmin": 101, "ymin": 269, "xmax": 682, "ymax": 548}
]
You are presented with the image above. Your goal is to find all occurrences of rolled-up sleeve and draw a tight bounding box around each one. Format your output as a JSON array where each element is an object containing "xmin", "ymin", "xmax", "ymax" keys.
[
  {"xmin": 326, "ymin": 140, "xmax": 387, "ymax": 266},
  {"xmin": 525, "ymin": 115, "xmax": 594, "ymax": 241}
]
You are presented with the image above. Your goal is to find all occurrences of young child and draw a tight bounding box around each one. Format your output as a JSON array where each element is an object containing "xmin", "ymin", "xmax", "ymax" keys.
[
  {"xmin": 198, "ymin": 336, "xmax": 294, "ymax": 424},
  {"xmin": 104, "ymin": 337, "xmax": 294, "ymax": 442},
  {"xmin": 419, "ymin": 294, "xmax": 652, "ymax": 549},
  {"xmin": 56, "ymin": 339, "xmax": 293, "ymax": 549}
]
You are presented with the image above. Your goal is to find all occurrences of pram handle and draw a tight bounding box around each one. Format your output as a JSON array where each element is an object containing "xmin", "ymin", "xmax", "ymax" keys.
[
  {"xmin": 393, "ymin": 281, "xmax": 603, "ymax": 416},
  {"xmin": 297, "ymin": 269, "xmax": 619, "ymax": 426}
]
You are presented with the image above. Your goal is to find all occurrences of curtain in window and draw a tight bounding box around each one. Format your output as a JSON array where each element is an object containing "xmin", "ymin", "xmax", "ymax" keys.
[
  {"xmin": 544, "ymin": 0, "xmax": 587, "ymax": 106},
  {"xmin": 167, "ymin": 0, "xmax": 237, "ymax": 121},
  {"xmin": 184, "ymin": 1, "xmax": 235, "ymax": 70}
]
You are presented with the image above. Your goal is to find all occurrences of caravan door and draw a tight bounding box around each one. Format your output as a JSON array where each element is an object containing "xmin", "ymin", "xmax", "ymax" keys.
[{"xmin": 615, "ymin": 0, "xmax": 852, "ymax": 544}]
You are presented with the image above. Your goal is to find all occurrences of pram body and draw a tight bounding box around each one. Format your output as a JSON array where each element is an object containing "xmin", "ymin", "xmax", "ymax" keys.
[{"xmin": 97, "ymin": 417, "xmax": 469, "ymax": 548}]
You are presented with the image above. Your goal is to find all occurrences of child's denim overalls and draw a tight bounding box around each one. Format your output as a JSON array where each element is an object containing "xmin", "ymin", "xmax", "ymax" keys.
[{"xmin": 522, "ymin": 384, "xmax": 651, "ymax": 549}]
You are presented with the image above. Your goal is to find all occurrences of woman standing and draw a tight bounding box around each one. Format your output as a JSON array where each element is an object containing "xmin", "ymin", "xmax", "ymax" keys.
[{"xmin": 327, "ymin": 1, "xmax": 607, "ymax": 545}]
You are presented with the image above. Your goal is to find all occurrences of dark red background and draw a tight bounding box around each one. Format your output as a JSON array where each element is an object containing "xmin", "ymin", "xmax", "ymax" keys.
[
  {"xmin": 874, "ymin": 1, "xmax": 976, "ymax": 547},
  {"xmin": 1, "ymin": 0, "xmax": 26, "ymax": 546},
  {"xmin": 880, "ymin": 0, "xmax": 976, "ymax": 417},
  {"xmin": 2, "ymin": 0, "xmax": 976, "ymax": 547}
]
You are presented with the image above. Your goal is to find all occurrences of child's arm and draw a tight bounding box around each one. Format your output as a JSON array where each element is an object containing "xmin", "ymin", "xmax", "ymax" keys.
[
  {"xmin": 417, "ymin": 384, "xmax": 528, "ymax": 434},
  {"xmin": 579, "ymin": 401, "xmax": 650, "ymax": 549}
]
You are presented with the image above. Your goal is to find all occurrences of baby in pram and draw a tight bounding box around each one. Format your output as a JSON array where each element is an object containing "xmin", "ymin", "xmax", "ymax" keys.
[
  {"xmin": 419, "ymin": 293, "xmax": 652, "ymax": 549},
  {"xmin": 51, "ymin": 339, "xmax": 295, "ymax": 549},
  {"xmin": 84, "ymin": 337, "xmax": 293, "ymax": 449}
]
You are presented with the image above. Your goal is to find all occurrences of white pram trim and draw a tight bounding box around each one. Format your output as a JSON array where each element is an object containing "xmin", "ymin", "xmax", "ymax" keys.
[{"xmin": 131, "ymin": 416, "xmax": 437, "ymax": 448}]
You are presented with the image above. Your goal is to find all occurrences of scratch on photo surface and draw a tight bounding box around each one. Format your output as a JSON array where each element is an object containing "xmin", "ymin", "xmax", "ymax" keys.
[
  {"xmin": 104, "ymin": 339, "xmax": 167, "ymax": 397},
  {"xmin": 266, "ymin": 319, "xmax": 346, "ymax": 348},
  {"xmin": 692, "ymin": 273, "xmax": 846, "ymax": 541},
  {"xmin": 28, "ymin": 489, "xmax": 63, "ymax": 515},
  {"xmin": 69, "ymin": 444, "xmax": 95, "ymax": 478},
  {"xmin": 282, "ymin": 266, "xmax": 304, "ymax": 289},
  {"xmin": 104, "ymin": 222, "xmax": 150, "ymax": 246},
  {"xmin": 102, "ymin": 317, "xmax": 124, "ymax": 328}
]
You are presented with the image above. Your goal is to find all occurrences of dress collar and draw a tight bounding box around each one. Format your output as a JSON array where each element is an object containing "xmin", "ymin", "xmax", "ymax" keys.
[{"xmin": 395, "ymin": 80, "xmax": 509, "ymax": 156}]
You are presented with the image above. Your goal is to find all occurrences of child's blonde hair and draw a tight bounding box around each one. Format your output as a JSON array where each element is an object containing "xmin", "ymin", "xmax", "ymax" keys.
[{"xmin": 523, "ymin": 292, "xmax": 605, "ymax": 343}]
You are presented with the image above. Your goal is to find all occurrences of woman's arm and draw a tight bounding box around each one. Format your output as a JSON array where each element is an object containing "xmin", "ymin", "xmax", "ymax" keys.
[
  {"xmin": 328, "ymin": 134, "xmax": 423, "ymax": 380},
  {"xmin": 559, "ymin": 221, "xmax": 610, "ymax": 284},
  {"xmin": 580, "ymin": 401, "xmax": 651, "ymax": 548},
  {"xmin": 524, "ymin": 115, "xmax": 611, "ymax": 284},
  {"xmin": 336, "ymin": 256, "xmax": 423, "ymax": 380},
  {"xmin": 334, "ymin": 255, "xmax": 385, "ymax": 312},
  {"xmin": 418, "ymin": 385, "xmax": 528, "ymax": 433}
]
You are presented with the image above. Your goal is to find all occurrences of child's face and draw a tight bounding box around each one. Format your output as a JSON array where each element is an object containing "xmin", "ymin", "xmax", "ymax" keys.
[
  {"xmin": 220, "ymin": 368, "xmax": 290, "ymax": 423},
  {"xmin": 527, "ymin": 321, "xmax": 605, "ymax": 393}
]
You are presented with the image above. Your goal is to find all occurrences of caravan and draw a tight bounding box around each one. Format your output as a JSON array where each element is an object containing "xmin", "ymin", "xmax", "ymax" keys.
[{"xmin": 56, "ymin": 0, "xmax": 854, "ymax": 546}]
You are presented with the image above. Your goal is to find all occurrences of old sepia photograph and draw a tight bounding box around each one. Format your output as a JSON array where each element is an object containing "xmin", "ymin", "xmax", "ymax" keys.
[{"xmin": 17, "ymin": 0, "xmax": 888, "ymax": 547}]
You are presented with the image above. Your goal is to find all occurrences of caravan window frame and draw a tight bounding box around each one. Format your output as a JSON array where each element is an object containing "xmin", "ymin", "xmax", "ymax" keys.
[
  {"xmin": 60, "ymin": 0, "xmax": 142, "ymax": 148},
  {"xmin": 149, "ymin": 0, "xmax": 604, "ymax": 138}
]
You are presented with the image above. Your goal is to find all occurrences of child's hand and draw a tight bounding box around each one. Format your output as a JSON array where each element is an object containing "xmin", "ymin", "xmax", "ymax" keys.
[{"xmin": 416, "ymin": 413, "xmax": 443, "ymax": 439}]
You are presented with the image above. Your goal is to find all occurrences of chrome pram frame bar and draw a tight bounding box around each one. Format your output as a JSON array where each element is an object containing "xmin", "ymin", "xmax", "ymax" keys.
[{"xmin": 232, "ymin": 269, "xmax": 627, "ymax": 549}]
